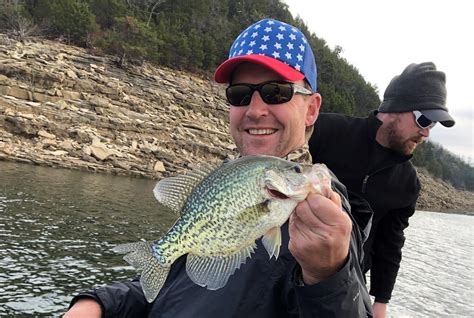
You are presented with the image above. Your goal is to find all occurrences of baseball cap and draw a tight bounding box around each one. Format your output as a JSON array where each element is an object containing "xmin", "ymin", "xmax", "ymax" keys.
[
  {"xmin": 378, "ymin": 62, "xmax": 455, "ymax": 127},
  {"xmin": 214, "ymin": 18, "xmax": 318, "ymax": 92}
]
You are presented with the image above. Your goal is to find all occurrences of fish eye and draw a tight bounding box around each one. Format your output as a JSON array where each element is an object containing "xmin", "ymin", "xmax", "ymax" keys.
[{"xmin": 293, "ymin": 165, "xmax": 302, "ymax": 173}]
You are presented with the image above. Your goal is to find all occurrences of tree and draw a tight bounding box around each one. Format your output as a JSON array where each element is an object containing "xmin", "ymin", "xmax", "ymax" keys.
[
  {"xmin": 33, "ymin": 0, "xmax": 98, "ymax": 45},
  {"xmin": 0, "ymin": 0, "xmax": 37, "ymax": 40}
]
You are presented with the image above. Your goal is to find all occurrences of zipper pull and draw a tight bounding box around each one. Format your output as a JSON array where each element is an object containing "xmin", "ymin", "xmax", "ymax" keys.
[{"xmin": 362, "ymin": 175, "xmax": 369, "ymax": 193}]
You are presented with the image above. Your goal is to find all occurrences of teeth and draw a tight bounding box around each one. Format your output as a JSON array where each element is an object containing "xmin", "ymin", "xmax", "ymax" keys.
[{"xmin": 248, "ymin": 129, "xmax": 276, "ymax": 135}]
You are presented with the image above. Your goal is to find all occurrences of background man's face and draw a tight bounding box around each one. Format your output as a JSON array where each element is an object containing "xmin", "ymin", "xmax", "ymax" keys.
[
  {"xmin": 228, "ymin": 63, "xmax": 319, "ymax": 157},
  {"xmin": 385, "ymin": 112, "xmax": 431, "ymax": 155}
]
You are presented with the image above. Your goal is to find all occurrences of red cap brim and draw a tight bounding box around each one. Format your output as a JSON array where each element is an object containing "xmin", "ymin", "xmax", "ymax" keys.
[{"xmin": 214, "ymin": 55, "xmax": 305, "ymax": 84}]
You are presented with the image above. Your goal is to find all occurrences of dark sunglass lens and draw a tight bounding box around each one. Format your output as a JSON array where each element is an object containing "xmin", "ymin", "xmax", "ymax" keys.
[
  {"xmin": 226, "ymin": 85, "xmax": 252, "ymax": 106},
  {"xmin": 260, "ymin": 82, "xmax": 293, "ymax": 104},
  {"xmin": 417, "ymin": 114, "xmax": 432, "ymax": 128}
]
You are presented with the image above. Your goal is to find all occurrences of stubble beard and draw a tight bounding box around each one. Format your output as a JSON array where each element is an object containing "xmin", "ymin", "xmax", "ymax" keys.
[{"xmin": 386, "ymin": 121, "xmax": 423, "ymax": 156}]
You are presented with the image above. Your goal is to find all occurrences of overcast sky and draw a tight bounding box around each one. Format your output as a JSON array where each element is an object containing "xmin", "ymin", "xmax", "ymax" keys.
[{"xmin": 284, "ymin": 0, "xmax": 473, "ymax": 165}]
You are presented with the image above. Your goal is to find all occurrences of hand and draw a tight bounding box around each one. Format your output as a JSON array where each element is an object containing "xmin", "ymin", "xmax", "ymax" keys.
[
  {"xmin": 288, "ymin": 190, "xmax": 351, "ymax": 284},
  {"xmin": 63, "ymin": 299, "xmax": 102, "ymax": 318},
  {"xmin": 373, "ymin": 302, "xmax": 387, "ymax": 318}
]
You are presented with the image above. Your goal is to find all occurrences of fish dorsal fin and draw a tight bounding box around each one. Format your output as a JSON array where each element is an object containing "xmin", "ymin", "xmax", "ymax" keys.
[
  {"xmin": 185, "ymin": 244, "xmax": 256, "ymax": 290},
  {"xmin": 153, "ymin": 162, "xmax": 222, "ymax": 214},
  {"xmin": 262, "ymin": 227, "xmax": 282, "ymax": 259}
]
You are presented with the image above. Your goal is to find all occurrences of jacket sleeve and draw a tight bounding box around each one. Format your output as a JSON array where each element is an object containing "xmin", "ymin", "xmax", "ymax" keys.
[
  {"xmin": 69, "ymin": 278, "xmax": 151, "ymax": 318},
  {"xmin": 291, "ymin": 176, "xmax": 372, "ymax": 317},
  {"xmin": 293, "ymin": 251, "xmax": 372, "ymax": 317},
  {"xmin": 369, "ymin": 199, "xmax": 418, "ymax": 303}
]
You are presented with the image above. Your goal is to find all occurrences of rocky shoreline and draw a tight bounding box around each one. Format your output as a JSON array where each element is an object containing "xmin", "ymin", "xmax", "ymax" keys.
[{"xmin": 1, "ymin": 35, "xmax": 473, "ymax": 213}]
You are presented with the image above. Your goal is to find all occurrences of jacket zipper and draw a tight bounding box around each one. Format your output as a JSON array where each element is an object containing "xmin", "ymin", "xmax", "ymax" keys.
[
  {"xmin": 362, "ymin": 175, "xmax": 369, "ymax": 193},
  {"xmin": 361, "ymin": 164, "xmax": 395, "ymax": 194}
]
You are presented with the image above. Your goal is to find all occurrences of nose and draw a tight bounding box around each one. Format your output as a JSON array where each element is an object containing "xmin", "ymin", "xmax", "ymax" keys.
[
  {"xmin": 419, "ymin": 127, "xmax": 430, "ymax": 137},
  {"xmin": 245, "ymin": 91, "xmax": 269, "ymax": 119}
]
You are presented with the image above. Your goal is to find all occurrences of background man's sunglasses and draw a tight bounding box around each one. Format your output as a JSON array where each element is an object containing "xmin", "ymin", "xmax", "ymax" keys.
[
  {"xmin": 226, "ymin": 81, "xmax": 313, "ymax": 106},
  {"xmin": 413, "ymin": 110, "xmax": 436, "ymax": 129}
]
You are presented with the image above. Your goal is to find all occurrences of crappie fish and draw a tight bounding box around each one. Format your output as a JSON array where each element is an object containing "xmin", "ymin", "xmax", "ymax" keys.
[{"xmin": 113, "ymin": 155, "xmax": 331, "ymax": 302}]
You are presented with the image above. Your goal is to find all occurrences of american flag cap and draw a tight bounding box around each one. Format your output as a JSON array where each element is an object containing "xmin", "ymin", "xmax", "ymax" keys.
[{"xmin": 214, "ymin": 18, "xmax": 317, "ymax": 91}]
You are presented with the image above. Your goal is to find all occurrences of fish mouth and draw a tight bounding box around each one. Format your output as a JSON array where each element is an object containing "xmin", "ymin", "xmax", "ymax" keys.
[{"xmin": 266, "ymin": 186, "xmax": 289, "ymax": 200}]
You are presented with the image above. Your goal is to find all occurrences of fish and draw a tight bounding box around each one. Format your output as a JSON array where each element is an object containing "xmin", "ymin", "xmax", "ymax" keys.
[{"xmin": 113, "ymin": 155, "xmax": 332, "ymax": 302}]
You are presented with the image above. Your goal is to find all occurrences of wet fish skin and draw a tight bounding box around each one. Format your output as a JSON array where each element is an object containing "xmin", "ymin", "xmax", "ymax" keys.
[{"xmin": 113, "ymin": 155, "xmax": 331, "ymax": 302}]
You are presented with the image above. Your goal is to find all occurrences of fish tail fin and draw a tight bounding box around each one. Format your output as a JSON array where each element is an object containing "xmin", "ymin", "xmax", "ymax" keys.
[{"xmin": 113, "ymin": 241, "xmax": 170, "ymax": 303}]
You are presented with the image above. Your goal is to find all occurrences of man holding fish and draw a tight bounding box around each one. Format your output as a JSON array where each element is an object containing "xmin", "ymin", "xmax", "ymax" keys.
[{"xmin": 65, "ymin": 18, "xmax": 372, "ymax": 317}]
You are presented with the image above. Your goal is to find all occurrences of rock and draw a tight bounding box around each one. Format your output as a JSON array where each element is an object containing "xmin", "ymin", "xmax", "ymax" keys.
[
  {"xmin": 48, "ymin": 150, "xmax": 69, "ymax": 156},
  {"xmin": 59, "ymin": 139, "xmax": 74, "ymax": 150},
  {"xmin": 90, "ymin": 142, "xmax": 113, "ymax": 161},
  {"xmin": 38, "ymin": 130, "xmax": 56, "ymax": 139},
  {"xmin": 66, "ymin": 70, "xmax": 78, "ymax": 79},
  {"xmin": 54, "ymin": 100, "xmax": 69, "ymax": 110},
  {"xmin": 82, "ymin": 145, "xmax": 91, "ymax": 156},
  {"xmin": 153, "ymin": 161, "xmax": 166, "ymax": 172}
]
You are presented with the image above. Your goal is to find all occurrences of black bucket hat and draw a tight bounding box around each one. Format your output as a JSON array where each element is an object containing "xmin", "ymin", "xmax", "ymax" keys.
[{"xmin": 378, "ymin": 62, "xmax": 455, "ymax": 127}]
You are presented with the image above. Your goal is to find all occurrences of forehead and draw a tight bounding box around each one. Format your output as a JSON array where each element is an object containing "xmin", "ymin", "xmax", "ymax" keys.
[
  {"xmin": 231, "ymin": 63, "xmax": 281, "ymax": 82},
  {"xmin": 231, "ymin": 62, "xmax": 305, "ymax": 86}
]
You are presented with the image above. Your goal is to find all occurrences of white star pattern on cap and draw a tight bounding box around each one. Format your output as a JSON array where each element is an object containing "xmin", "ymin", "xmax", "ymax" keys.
[{"xmin": 229, "ymin": 19, "xmax": 310, "ymax": 71}]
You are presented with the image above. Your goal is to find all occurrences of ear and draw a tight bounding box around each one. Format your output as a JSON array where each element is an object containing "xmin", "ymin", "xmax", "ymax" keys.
[{"xmin": 305, "ymin": 93, "xmax": 322, "ymax": 127}]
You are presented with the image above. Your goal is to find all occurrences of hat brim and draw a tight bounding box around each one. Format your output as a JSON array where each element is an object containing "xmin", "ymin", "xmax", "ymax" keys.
[
  {"xmin": 420, "ymin": 109, "xmax": 455, "ymax": 127},
  {"xmin": 214, "ymin": 55, "xmax": 305, "ymax": 84}
]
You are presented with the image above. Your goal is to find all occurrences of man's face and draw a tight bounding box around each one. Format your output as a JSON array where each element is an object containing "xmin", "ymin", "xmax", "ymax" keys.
[
  {"xmin": 228, "ymin": 63, "xmax": 320, "ymax": 157},
  {"xmin": 384, "ymin": 112, "xmax": 431, "ymax": 155}
]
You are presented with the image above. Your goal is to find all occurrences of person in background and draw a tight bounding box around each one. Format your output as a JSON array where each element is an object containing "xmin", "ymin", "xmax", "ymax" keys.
[
  {"xmin": 309, "ymin": 62, "xmax": 455, "ymax": 317},
  {"xmin": 64, "ymin": 18, "xmax": 372, "ymax": 317}
]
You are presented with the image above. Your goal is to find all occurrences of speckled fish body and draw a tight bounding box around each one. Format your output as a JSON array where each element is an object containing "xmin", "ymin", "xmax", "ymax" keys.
[{"xmin": 113, "ymin": 155, "xmax": 331, "ymax": 302}]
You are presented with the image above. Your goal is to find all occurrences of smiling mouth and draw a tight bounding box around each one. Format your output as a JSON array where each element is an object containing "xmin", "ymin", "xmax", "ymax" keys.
[{"xmin": 247, "ymin": 128, "xmax": 277, "ymax": 135}]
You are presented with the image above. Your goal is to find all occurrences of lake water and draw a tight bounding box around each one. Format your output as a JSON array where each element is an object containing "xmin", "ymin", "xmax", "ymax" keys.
[{"xmin": 1, "ymin": 161, "xmax": 473, "ymax": 317}]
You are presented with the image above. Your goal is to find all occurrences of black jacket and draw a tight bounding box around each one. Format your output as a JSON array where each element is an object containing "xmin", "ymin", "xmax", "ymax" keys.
[
  {"xmin": 70, "ymin": 178, "xmax": 372, "ymax": 317},
  {"xmin": 309, "ymin": 111, "xmax": 420, "ymax": 303}
]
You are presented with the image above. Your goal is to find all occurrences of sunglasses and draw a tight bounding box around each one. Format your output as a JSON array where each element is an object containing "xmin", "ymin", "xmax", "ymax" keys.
[
  {"xmin": 226, "ymin": 81, "xmax": 313, "ymax": 106},
  {"xmin": 413, "ymin": 110, "xmax": 436, "ymax": 129}
]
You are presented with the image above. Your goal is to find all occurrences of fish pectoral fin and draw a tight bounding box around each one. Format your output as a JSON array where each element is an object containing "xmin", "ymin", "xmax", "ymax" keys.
[
  {"xmin": 186, "ymin": 244, "xmax": 256, "ymax": 290},
  {"xmin": 153, "ymin": 162, "xmax": 222, "ymax": 214},
  {"xmin": 113, "ymin": 241, "xmax": 169, "ymax": 303},
  {"xmin": 262, "ymin": 227, "xmax": 282, "ymax": 259}
]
